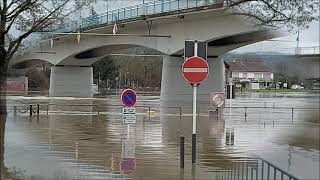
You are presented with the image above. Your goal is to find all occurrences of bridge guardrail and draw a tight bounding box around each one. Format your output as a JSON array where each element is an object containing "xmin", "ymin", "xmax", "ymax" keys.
[{"xmin": 56, "ymin": 0, "xmax": 225, "ymax": 33}]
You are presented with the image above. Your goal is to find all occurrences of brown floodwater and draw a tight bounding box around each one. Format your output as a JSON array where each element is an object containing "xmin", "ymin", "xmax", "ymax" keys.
[{"xmin": 2, "ymin": 92, "xmax": 319, "ymax": 179}]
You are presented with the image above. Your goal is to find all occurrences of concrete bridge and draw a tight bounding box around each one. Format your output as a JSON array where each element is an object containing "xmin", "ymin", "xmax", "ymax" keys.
[{"xmin": 10, "ymin": 0, "xmax": 280, "ymax": 107}]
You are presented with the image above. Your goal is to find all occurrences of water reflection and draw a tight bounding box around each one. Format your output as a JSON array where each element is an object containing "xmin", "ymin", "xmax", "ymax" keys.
[
  {"xmin": 2, "ymin": 92, "xmax": 320, "ymax": 179},
  {"xmin": 120, "ymin": 125, "xmax": 136, "ymax": 175}
]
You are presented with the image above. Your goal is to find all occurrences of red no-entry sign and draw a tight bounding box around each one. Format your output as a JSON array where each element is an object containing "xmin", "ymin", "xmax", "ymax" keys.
[{"xmin": 182, "ymin": 56, "xmax": 209, "ymax": 84}]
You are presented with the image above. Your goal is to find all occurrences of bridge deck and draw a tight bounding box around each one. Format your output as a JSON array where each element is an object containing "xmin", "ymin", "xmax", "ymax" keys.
[{"xmin": 56, "ymin": 0, "xmax": 225, "ymax": 33}]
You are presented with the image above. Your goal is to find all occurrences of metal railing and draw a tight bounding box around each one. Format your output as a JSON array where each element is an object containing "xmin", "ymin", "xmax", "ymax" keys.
[
  {"xmin": 56, "ymin": 0, "xmax": 225, "ymax": 33},
  {"xmin": 295, "ymin": 46, "xmax": 320, "ymax": 55},
  {"xmin": 216, "ymin": 157, "xmax": 301, "ymax": 180}
]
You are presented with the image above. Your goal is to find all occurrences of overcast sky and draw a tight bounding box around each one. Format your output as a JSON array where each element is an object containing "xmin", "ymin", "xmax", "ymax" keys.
[{"xmin": 232, "ymin": 21, "xmax": 320, "ymax": 54}]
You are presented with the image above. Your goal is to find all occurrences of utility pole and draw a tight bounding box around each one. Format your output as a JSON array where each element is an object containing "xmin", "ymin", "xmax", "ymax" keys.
[
  {"xmin": 296, "ymin": 30, "xmax": 300, "ymax": 54},
  {"xmin": 98, "ymin": 71, "xmax": 101, "ymax": 91}
]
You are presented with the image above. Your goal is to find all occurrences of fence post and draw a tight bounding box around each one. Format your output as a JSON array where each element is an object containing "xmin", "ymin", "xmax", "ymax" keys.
[
  {"xmin": 47, "ymin": 105, "xmax": 49, "ymax": 115},
  {"xmin": 261, "ymin": 161, "xmax": 264, "ymax": 180},
  {"xmin": 180, "ymin": 136, "xmax": 184, "ymax": 168},
  {"xmin": 148, "ymin": 106, "xmax": 151, "ymax": 120},
  {"xmin": 244, "ymin": 107, "xmax": 247, "ymax": 122},
  {"xmin": 14, "ymin": 106, "xmax": 17, "ymax": 116},
  {"xmin": 192, "ymin": 134, "xmax": 196, "ymax": 163},
  {"xmin": 37, "ymin": 104, "xmax": 40, "ymax": 115},
  {"xmin": 29, "ymin": 105, "xmax": 33, "ymax": 116},
  {"xmin": 179, "ymin": 107, "xmax": 182, "ymax": 117}
]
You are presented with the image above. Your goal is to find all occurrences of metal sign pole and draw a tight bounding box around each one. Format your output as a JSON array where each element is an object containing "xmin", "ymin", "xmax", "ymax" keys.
[
  {"xmin": 192, "ymin": 41, "xmax": 198, "ymax": 164},
  {"xmin": 192, "ymin": 85, "xmax": 197, "ymax": 134},
  {"xmin": 127, "ymin": 124, "xmax": 130, "ymax": 140},
  {"xmin": 229, "ymin": 78, "xmax": 233, "ymax": 116}
]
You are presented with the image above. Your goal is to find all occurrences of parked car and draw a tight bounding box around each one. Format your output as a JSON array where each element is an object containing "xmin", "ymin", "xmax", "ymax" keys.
[{"xmin": 291, "ymin": 84, "xmax": 304, "ymax": 90}]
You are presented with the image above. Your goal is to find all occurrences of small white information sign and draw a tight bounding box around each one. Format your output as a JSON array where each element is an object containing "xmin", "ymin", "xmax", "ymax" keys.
[
  {"xmin": 122, "ymin": 107, "xmax": 136, "ymax": 115},
  {"xmin": 122, "ymin": 115, "xmax": 136, "ymax": 124}
]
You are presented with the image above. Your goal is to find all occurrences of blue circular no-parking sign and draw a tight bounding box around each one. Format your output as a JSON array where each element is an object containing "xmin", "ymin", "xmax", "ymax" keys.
[{"xmin": 121, "ymin": 89, "xmax": 137, "ymax": 107}]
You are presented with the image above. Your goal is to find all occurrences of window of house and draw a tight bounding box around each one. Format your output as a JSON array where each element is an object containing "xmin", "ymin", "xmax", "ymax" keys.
[
  {"xmin": 232, "ymin": 72, "xmax": 239, "ymax": 78},
  {"xmin": 254, "ymin": 73, "xmax": 262, "ymax": 80},
  {"xmin": 263, "ymin": 73, "xmax": 271, "ymax": 80}
]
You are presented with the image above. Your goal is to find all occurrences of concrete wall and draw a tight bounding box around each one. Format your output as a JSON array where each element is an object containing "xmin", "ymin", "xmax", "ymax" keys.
[{"xmin": 49, "ymin": 66, "xmax": 93, "ymax": 97}]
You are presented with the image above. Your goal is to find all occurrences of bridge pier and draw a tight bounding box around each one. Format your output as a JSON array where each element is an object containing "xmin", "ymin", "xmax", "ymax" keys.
[
  {"xmin": 49, "ymin": 66, "xmax": 93, "ymax": 97},
  {"xmin": 160, "ymin": 55, "xmax": 224, "ymax": 109}
]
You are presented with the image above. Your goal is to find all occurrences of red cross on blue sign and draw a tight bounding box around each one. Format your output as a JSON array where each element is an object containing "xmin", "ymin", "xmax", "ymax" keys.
[{"xmin": 121, "ymin": 89, "xmax": 137, "ymax": 107}]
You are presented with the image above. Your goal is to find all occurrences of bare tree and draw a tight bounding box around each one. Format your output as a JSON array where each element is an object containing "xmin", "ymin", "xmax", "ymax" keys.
[
  {"xmin": 0, "ymin": 1, "xmax": 95, "ymax": 178},
  {"xmin": 0, "ymin": 0, "xmax": 96, "ymax": 114},
  {"xmin": 226, "ymin": 0, "xmax": 319, "ymax": 29}
]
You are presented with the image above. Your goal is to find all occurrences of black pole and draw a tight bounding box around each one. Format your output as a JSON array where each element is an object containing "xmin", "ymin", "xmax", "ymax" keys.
[
  {"xmin": 37, "ymin": 104, "xmax": 40, "ymax": 115},
  {"xmin": 244, "ymin": 107, "xmax": 247, "ymax": 122},
  {"xmin": 192, "ymin": 134, "xmax": 196, "ymax": 163},
  {"xmin": 29, "ymin": 105, "xmax": 33, "ymax": 116},
  {"xmin": 14, "ymin": 106, "xmax": 17, "ymax": 116},
  {"xmin": 180, "ymin": 136, "xmax": 185, "ymax": 168}
]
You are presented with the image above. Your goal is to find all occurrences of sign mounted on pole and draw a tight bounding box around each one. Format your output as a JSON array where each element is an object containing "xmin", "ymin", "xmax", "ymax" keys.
[
  {"xmin": 121, "ymin": 89, "xmax": 137, "ymax": 124},
  {"xmin": 210, "ymin": 92, "xmax": 225, "ymax": 108},
  {"xmin": 182, "ymin": 40, "xmax": 208, "ymax": 164},
  {"xmin": 182, "ymin": 56, "xmax": 209, "ymax": 84},
  {"xmin": 121, "ymin": 89, "xmax": 137, "ymax": 107}
]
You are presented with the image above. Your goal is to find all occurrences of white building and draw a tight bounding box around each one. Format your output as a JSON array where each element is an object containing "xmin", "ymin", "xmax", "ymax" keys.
[{"xmin": 226, "ymin": 60, "xmax": 274, "ymax": 90}]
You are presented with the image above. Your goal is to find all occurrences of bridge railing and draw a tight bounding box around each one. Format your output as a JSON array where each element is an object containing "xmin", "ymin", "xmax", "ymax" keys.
[
  {"xmin": 57, "ymin": 0, "xmax": 225, "ymax": 33},
  {"xmin": 295, "ymin": 46, "xmax": 320, "ymax": 55}
]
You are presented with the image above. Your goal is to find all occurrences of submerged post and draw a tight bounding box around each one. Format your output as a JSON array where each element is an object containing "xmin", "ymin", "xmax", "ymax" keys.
[
  {"xmin": 29, "ymin": 105, "xmax": 33, "ymax": 116},
  {"xmin": 180, "ymin": 136, "xmax": 185, "ymax": 168},
  {"xmin": 244, "ymin": 107, "xmax": 247, "ymax": 122},
  {"xmin": 37, "ymin": 104, "xmax": 40, "ymax": 115},
  {"xmin": 14, "ymin": 106, "xmax": 17, "ymax": 116}
]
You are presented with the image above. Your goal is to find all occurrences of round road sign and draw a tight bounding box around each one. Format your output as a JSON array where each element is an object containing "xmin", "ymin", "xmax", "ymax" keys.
[
  {"xmin": 121, "ymin": 89, "xmax": 137, "ymax": 107},
  {"xmin": 182, "ymin": 56, "xmax": 209, "ymax": 84}
]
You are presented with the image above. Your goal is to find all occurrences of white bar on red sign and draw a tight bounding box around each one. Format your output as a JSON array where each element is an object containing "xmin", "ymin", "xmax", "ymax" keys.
[
  {"xmin": 122, "ymin": 107, "xmax": 136, "ymax": 114},
  {"xmin": 183, "ymin": 68, "xmax": 208, "ymax": 72}
]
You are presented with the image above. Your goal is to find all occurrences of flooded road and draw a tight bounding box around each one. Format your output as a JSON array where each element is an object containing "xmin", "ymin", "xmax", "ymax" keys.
[{"xmin": 2, "ymin": 92, "xmax": 319, "ymax": 179}]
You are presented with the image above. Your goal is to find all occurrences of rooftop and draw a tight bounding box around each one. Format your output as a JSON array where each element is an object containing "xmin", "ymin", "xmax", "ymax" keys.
[{"xmin": 226, "ymin": 60, "xmax": 272, "ymax": 72}]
